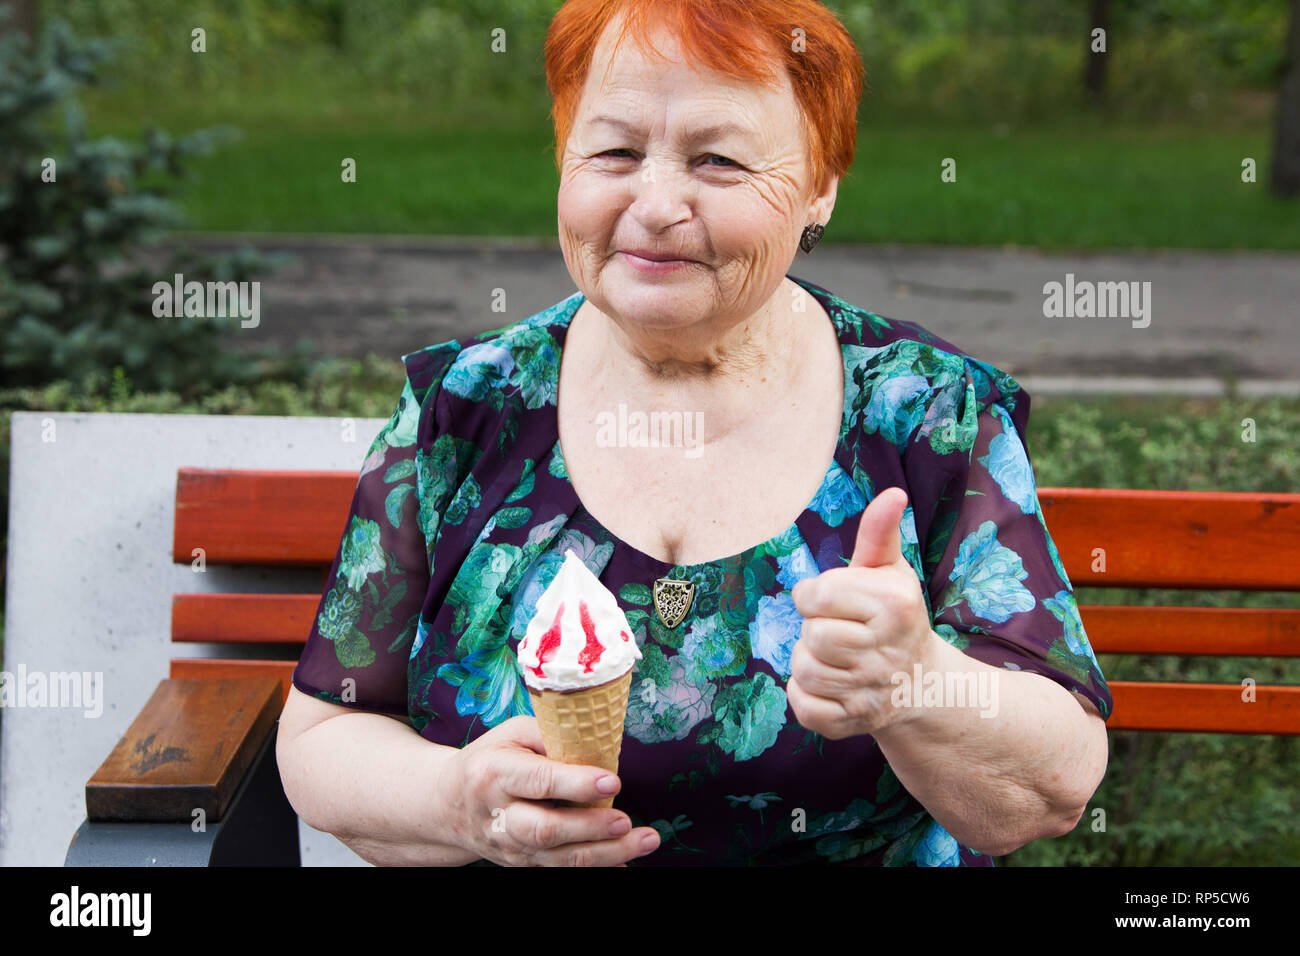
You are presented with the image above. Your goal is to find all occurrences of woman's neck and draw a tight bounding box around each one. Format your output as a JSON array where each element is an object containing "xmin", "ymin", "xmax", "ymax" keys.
[
  {"xmin": 563, "ymin": 278, "xmax": 813, "ymax": 446},
  {"xmin": 584, "ymin": 277, "xmax": 803, "ymax": 391}
]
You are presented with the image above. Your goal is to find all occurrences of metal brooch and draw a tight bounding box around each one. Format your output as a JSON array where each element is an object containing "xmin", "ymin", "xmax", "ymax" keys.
[{"xmin": 652, "ymin": 578, "xmax": 695, "ymax": 628}]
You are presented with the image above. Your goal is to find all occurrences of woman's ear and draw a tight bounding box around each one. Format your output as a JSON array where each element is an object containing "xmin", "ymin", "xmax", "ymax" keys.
[{"xmin": 810, "ymin": 174, "xmax": 839, "ymax": 228}]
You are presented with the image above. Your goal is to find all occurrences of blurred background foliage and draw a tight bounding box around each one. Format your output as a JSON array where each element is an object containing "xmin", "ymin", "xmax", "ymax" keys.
[
  {"xmin": 0, "ymin": 15, "xmax": 313, "ymax": 393},
  {"xmin": 48, "ymin": 0, "xmax": 1291, "ymax": 123},
  {"xmin": 1012, "ymin": 395, "xmax": 1300, "ymax": 865},
  {"xmin": 24, "ymin": 0, "xmax": 1293, "ymax": 246}
]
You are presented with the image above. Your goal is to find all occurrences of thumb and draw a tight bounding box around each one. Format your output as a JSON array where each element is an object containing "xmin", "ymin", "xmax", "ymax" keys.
[
  {"xmin": 849, "ymin": 487, "xmax": 908, "ymax": 568},
  {"xmin": 484, "ymin": 714, "xmax": 547, "ymax": 754}
]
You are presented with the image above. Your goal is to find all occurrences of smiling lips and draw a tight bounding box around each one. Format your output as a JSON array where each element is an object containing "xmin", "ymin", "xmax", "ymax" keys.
[
  {"xmin": 618, "ymin": 249, "xmax": 699, "ymax": 273},
  {"xmin": 619, "ymin": 247, "xmax": 695, "ymax": 262}
]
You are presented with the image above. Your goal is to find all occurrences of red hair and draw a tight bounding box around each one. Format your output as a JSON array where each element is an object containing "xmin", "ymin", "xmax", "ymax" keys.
[{"xmin": 544, "ymin": 0, "xmax": 865, "ymax": 198}]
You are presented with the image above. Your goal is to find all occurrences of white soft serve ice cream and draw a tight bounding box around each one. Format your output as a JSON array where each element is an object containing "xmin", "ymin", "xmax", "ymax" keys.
[{"xmin": 517, "ymin": 549, "xmax": 642, "ymax": 692}]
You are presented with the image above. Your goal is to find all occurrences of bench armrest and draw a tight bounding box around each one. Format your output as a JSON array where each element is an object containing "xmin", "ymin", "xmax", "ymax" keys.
[
  {"xmin": 84, "ymin": 676, "xmax": 281, "ymax": 822},
  {"xmin": 66, "ymin": 677, "xmax": 299, "ymax": 866}
]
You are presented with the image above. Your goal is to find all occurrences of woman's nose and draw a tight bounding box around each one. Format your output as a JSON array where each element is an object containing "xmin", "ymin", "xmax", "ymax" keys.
[{"xmin": 628, "ymin": 156, "xmax": 693, "ymax": 229}]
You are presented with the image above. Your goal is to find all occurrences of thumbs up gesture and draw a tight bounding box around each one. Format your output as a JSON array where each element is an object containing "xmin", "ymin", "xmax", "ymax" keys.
[{"xmin": 787, "ymin": 487, "xmax": 940, "ymax": 740}]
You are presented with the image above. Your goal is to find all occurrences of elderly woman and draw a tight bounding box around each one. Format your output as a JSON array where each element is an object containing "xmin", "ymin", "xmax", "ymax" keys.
[{"xmin": 277, "ymin": 0, "xmax": 1110, "ymax": 867}]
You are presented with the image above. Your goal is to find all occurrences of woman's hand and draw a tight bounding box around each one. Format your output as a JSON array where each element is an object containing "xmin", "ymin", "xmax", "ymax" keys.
[
  {"xmin": 787, "ymin": 487, "xmax": 943, "ymax": 740},
  {"xmin": 439, "ymin": 715, "xmax": 662, "ymax": 866}
]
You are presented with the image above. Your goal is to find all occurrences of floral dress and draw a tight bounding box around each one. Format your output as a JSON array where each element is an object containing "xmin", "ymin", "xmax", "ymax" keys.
[{"xmin": 292, "ymin": 274, "xmax": 1113, "ymax": 867}]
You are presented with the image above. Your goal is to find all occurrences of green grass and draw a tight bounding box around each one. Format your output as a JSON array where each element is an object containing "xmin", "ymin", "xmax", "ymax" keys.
[
  {"xmin": 172, "ymin": 122, "xmax": 561, "ymax": 236},
  {"xmin": 845, "ymin": 120, "xmax": 1293, "ymax": 249},
  {"xmin": 80, "ymin": 87, "xmax": 1298, "ymax": 249}
]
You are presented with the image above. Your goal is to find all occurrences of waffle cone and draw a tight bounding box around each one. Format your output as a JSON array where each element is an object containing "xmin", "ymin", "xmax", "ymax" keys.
[{"xmin": 527, "ymin": 668, "xmax": 634, "ymax": 809}]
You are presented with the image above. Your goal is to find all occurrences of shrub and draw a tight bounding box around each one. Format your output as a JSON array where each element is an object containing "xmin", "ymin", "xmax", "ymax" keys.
[
  {"xmin": 0, "ymin": 15, "xmax": 301, "ymax": 394},
  {"xmin": 1004, "ymin": 395, "xmax": 1300, "ymax": 865}
]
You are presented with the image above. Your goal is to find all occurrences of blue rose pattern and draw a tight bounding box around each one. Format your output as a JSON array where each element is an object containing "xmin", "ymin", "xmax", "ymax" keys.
[
  {"xmin": 978, "ymin": 405, "xmax": 1037, "ymax": 514},
  {"xmin": 749, "ymin": 592, "xmax": 803, "ymax": 677},
  {"xmin": 939, "ymin": 521, "xmax": 1037, "ymax": 624},
  {"xmin": 808, "ymin": 462, "xmax": 866, "ymax": 528},
  {"xmin": 443, "ymin": 342, "xmax": 514, "ymax": 400}
]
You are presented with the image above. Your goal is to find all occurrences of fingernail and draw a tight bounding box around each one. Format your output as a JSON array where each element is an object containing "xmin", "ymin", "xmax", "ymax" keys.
[
  {"xmin": 641, "ymin": 833, "xmax": 660, "ymax": 852},
  {"xmin": 596, "ymin": 774, "xmax": 619, "ymax": 793},
  {"xmin": 609, "ymin": 817, "xmax": 631, "ymax": 836}
]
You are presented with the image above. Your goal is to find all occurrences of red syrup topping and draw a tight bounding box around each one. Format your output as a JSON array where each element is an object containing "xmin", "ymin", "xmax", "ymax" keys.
[
  {"xmin": 576, "ymin": 599, "xmax": 605, "ymax": 673},
  {"xmin": 529, "ymin": 602, "xmax": 565, "ymax": 679}
]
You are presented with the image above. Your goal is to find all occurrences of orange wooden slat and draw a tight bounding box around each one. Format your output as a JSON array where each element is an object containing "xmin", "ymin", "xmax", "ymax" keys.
[
  {"xmin": 173, "ymin": 473, "xmax": 1300, "ymax": 589},
  {"xmin": 173, "ymin": 468, "xmax": 356, "ymax": 566},
  {"xmin": 1081, "ymin": 605, "xmax": 1300, "ymax": 656},
  {"xmin": 1038, "ymin": 487, "xmax": 1300, "ymax": 590},
  {"xmin": 170, "ymin": 659, "xmax": 295, "ymax": 709},
  {"xmin": 1107, "ymin": 681, "xmax": 1300, "ymax": 734},
  {"xmin": 164, "ymin": 473, "xmax": 1300, "ymax": 737},
  {"xmin": 171, "ymin": 599, "xmax": 1300, "ymax": 656},
  {"xmin": 86, "ymin": 678, "xmax": 282, "ymax": 822},
  {"xmin": 173, "ymin": 594, "xmax": 320, "ymax": 644},
  {"xmin": 160, "ymin": 668, "xmax": 1300, "ymax": 733}
]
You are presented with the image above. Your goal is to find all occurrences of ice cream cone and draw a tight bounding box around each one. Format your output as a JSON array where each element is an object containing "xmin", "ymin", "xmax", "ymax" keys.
[
  {"xmin": 528, "ymin": 668, "xmax": 634, "ymax": 809},
  {"xmin": 517, "ymin": 549, "xmax": 642, "ymax": 808}
]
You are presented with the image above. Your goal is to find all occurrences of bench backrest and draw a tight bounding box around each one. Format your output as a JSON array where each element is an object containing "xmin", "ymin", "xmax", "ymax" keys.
[{"xmin": 171, "ymin": 469, "xmax": 1300, "ymax": 734}]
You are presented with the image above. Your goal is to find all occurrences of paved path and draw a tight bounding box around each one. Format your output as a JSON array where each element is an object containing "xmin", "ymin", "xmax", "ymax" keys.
[{"xmin": 164, "ymin": 234, "xmax": 1300, "ymax": 395}]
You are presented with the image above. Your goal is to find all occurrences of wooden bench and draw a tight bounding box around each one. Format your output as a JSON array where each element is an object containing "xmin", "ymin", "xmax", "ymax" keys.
[{"xmin": 65, "ymin": 470, "xmax": 1300, "ymax": 866}]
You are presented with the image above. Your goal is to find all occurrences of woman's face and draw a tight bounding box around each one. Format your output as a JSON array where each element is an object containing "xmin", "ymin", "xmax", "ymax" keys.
[{"xmin": 557, "ymin": 21, "xmax": 837, "ymax": 337}]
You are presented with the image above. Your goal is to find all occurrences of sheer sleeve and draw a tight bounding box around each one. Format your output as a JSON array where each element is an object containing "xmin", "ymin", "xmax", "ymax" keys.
[
  {"xmin": 908, "ymin": 370, "xmax": 1113, "ymax": 721},
  {"xmin": 292, "ymin": 360, "xmax": 438, "ymax": 716}
]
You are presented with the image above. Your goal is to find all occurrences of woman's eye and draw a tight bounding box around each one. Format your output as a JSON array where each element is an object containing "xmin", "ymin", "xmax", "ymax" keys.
[{"xmin": 597, "ymin": 150, "xmax": 739, "ymax": 169}]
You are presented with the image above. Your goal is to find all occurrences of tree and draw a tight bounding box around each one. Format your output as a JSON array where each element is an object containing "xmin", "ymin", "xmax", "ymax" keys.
[
  {"xmin": 0, "ymin": 0, "xmax": 37, "ymax": 39},
  {"xmin": 1273, "ymin": 0, "xmax": 1300, "ymax": 197},
  {"xmin": 0, "ymin": 17, "xmax": 298, "ymax": 393}
]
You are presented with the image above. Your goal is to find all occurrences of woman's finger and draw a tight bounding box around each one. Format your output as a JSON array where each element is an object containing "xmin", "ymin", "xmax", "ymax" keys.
[
  {"xmin": 797, "ymin": 614, "xmax": 878, "ymax": 670},
  {"xmin": 787, "ymin": 672, "xmax": 851, "ymax": 737},
  {"xmin": 791, "ymin": 566, "xmax": 888, "ymax": 622},
  {"xmin": 499, "ymin": 749, "xmax": 622, "ymax": 805},
  {"xmin": 790, "ymin": 638, "xmax": 865, "ymax": 698},
  {"xmin": 525, "ymin": 825, "xmax": 662, "ymax": 867},
  {"xmin": 503, "ymin": 800, "xmax": 633, "ymax": 850}
]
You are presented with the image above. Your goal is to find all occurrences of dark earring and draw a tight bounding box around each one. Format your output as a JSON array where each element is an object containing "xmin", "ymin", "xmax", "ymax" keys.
[{"xmin": 800, "ymin": 222, "xmax": 824, "ymax": 254}]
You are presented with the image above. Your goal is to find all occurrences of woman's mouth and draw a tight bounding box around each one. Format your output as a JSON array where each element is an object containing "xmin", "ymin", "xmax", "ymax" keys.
[{"xmin": 618, "ymin": 251, "xmax": 696, "ymax": 274}]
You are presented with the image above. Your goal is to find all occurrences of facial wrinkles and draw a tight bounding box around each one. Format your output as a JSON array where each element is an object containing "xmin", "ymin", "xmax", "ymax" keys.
[
  {"xmin": 583, "ymin": 87, "xmax": 806, "ymax": 211},
  {"xmin": 604, "ymin": 118, "xmax": 801, "ymax": 326},
  {"xmin": 557, "ymin": 28, "xmax": 820, "ymax": 388},
  {"xmin": 579, "ymin": 46, "xmax": 804, "ymax": 197}
]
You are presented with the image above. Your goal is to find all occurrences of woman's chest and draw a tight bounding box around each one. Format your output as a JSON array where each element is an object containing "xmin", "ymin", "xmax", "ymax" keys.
[
  {"xmin": 554, "ymin": 309, "xmax": 845, "ymax": 566},
  {"xmin": 558, "ymin": 394, "xmax": 840, "ymax": 566}
]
